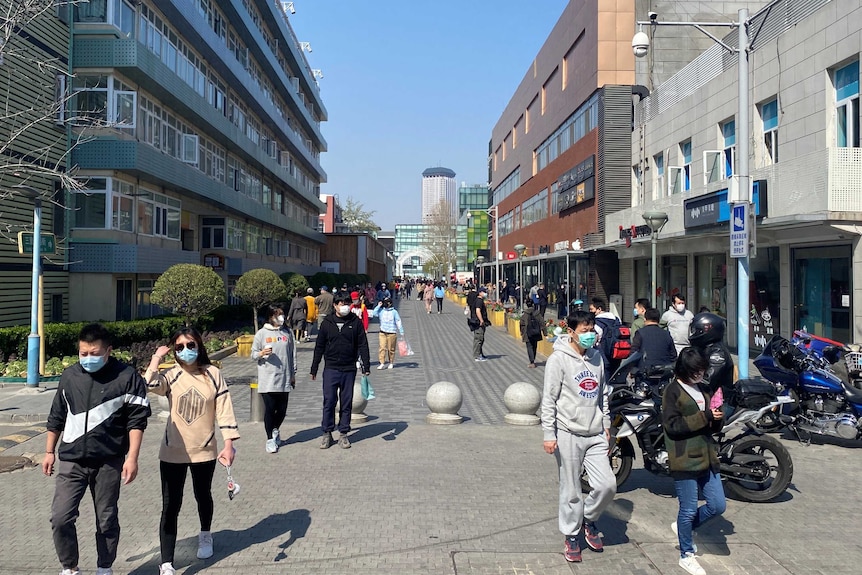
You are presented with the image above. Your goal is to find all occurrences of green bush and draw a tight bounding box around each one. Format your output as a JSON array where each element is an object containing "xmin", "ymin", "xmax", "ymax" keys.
[
  {"xmin": 308, "ymin": 271, "xmax": 337, "ymax": 291},
  {"xmin": 151, "ymin": 264, "xmax": 226, "ymax": 326},
  {"xmin": 235, "ymin": 269, "xmax": 289, "ymax": 330},
  {"xmin": 280, "ymin": 272, "xmax": 310, "ymax": 298}
]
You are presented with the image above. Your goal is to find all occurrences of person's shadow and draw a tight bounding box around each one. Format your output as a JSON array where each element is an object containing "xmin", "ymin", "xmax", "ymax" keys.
[{"xmin": 127, "ymin": 510, "xmax": 311, "ymax": 574}]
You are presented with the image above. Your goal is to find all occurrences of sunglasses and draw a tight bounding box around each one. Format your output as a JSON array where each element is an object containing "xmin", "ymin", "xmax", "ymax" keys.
[{"xmin": 174, "ymin": 341, "xmax": 197, "ymax": 352}]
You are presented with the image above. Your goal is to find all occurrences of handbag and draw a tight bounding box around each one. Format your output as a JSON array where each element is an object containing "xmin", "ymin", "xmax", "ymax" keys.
[
  {"xmin": 398, "ymin": 334, "xmax": 414, "ymax": 357},
  {"xmin": 360, "ymin": 374, "xmax": 375, "ymax": 400}
]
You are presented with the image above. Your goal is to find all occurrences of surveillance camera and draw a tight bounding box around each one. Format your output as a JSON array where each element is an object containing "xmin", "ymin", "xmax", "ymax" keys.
[
  {"xmin": 632, "ymin": 31, "xmax": 650, "ymax": 58},
  {"xmin": 648, "ymin": 11, "xmax": 658, "ymax": 21}
]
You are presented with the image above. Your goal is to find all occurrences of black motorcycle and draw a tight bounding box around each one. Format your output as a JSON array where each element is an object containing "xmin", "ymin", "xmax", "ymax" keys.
[{"xmin": 583, "ymin": 353, "xmax": 794, "ymax": 502}]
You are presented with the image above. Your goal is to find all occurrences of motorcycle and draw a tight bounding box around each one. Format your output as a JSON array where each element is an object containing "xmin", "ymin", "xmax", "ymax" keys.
[
  {"xmin": 584, "ymin": 353, "xmax": 795, "ymax": 502},
  {"xmin": 754, "ymin": 334, "xmax": 862, "ymax": 441}
]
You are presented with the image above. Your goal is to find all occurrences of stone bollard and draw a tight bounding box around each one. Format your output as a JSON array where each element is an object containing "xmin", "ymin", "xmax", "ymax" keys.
[
  {"xmin": 351, "ymin": 380, "xmax": 369, "ymax": 423},
  {"xmin": 425, "ymin": 381, "xmax": 463, "ymax": 424},
  {"xmin": 503, "ymin": 382, "xmax": 541, "ymax": 426}
]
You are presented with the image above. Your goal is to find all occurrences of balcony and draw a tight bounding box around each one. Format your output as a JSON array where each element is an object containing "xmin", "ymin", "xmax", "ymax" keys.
[
  {"xmin": 71, "ymin": 139, "xmax": 325, "ymax": 244},
  {"xmin": 606, "ymin": 147, "xmax": 862, "ymax": 245}
]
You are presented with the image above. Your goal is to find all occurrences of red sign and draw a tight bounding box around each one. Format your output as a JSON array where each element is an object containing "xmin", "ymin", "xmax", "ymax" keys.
[{"xmin": 506, "ymin": 251, "xmax": 517, "ymax": 260}]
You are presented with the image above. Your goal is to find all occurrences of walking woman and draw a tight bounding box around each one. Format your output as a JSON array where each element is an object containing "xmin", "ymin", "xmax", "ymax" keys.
[
  {"xmin": 287, "ymin": 290, "xmax": 308, "ymax": 343},
  {"xmin": 146, "ymin": 327, "xmax": 240, "ymax": 575},
  {"xmin": 423, "ymin": 282, "xmax": 434, "ymax": 314},
  {"xmin": 433, "ymin": 282, "xmax": 445, "ymax": 313},
  {"xmin": 661, "ymin": 347, "xmax": 726, "ymax": 575},
  {"xmin": 372, "ymin": 296, "xmax": 404, "ymax": 369},
  {"xmin": 519, "ymin": 299, "xmax": 544, "ymax": 368},
  {"xmin": 251, "ymin": 304, "xmax": 297, "ymax": 453}
]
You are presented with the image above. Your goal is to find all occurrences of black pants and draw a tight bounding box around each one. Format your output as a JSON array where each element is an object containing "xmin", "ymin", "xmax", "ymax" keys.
[
  {"xmin": 159, "ymin": 459, "xmax": 216, "ymax": 564},
  {"xmin": 436, "ymin": 297, "xmax": 444, "ymax": 312},
  {"xmin": 261, "ymin": 391, "xmax": 290, "ymax": 437},
  {"xmin": 322, "ymin": 368, "xmax": 355, "ymax": 434},
  {"xmin": 526, "ymin": 339, "xmax": 538, "ymax": 364}
]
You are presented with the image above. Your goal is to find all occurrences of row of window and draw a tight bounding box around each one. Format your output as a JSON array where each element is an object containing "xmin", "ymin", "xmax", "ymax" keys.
[{"xmin": 491, "ymin": 168, "xmax": 521, "ymax": 205}]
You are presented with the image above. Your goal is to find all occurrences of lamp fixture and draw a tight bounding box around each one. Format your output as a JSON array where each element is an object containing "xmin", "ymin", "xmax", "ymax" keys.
[
  {"xmin": 312, "ymin": 69, "xmax": 324, "ymax": 80},
  {"xmin": 299, "ymin": 41, "xmax": 312, "ymax": 53},
  {"xmin": 281, "ymin": 1, "xmax": 295, "ymax": 15}
]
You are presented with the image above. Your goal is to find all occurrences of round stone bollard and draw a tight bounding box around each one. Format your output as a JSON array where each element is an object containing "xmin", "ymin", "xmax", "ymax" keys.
[
  {"xmin": 426, "ymin": 381, "xmax": 463, "ymax": 424},
  {"xmin": 503, "ymin": 382, "xmax": 541, "ymax": 426},
  {"xmin": 351, "ymin": 380, "xmax": 369, "ymax": 423}
]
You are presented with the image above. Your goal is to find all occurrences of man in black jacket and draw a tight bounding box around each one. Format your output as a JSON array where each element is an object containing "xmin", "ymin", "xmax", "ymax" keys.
[
  {"xmin": 43, "ymin": 323, "xmax": 150, "ymax": 575},
  {"xmin": 630, "ymin": 308, "xmax": 678, "ymax": 371},
  {"xmin": 470, "ymin": 287, "xmax": 491, "ymax": 361},
  {"xmin": 311, "ymin": 292, "xmax": 371, "ymax": 449}
]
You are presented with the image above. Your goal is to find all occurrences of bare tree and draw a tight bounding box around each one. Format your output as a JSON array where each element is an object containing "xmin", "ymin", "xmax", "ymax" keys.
[
  {"xmin": 423, "ymin": 199, "xmax": 456, "ymax": 280},
  {"xmin": 341, "ymin": 196, "xmax": 381, "ymax": 234}
]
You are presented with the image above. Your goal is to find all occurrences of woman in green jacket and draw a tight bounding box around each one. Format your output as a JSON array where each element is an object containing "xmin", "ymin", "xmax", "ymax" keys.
[{"xmin": 661, "ymin": 347, "xmax": 726, "ymax": 575}]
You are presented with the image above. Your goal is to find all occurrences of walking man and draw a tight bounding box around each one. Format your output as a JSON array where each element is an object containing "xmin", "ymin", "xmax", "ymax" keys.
[
  {"xmin": 661, "ymin": 293, "xmax": 695, "ymax": 355},
  {"xmin": 541, "ymin": 310, "xmax": 616, "ymax": 563},
  {"xmin": 314, "ymin": 285, "xmax": 334, "ymax": 329},
  {"xmin": 470, "ymin": 287, "xmax": 490, "ymax": 361},
  {"xmin": 44, "ymin": 323, "xmax": 150, "ymax": 575},
  {"xmin": 310, "ymin": 292, "xmax": 371, "ymax": 449}
]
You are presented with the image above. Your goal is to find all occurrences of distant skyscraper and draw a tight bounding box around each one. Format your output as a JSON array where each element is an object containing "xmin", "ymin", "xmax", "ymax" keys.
[{"xmin": 421, "ymin": 167, "xmax": 456, "ymax": 223}]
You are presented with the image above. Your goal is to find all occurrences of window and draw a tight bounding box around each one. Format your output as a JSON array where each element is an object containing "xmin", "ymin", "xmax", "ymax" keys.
[
  {"xmin": 116, "ymin": 279, "xmax": 133, "ymax": 321},
  {"xmin": 835, "ymin": 61, "xmax": 859, "ymax": 148},
  {"xmin": 73, "ymin": 178, "xmax": 108, "ymax": 229},
  {"xmin": 137, "ymin": 279, "xmax": 164, "ymax": 318},
  {"xmin": 227, "ymin": 219, "xmax": 245, "ymax": 251},
  {"xmin": 681, "ymin": 140, "xmax": 692, "ymax": 192},
  {"xmin": 246, "ymin": 225, "xmax": 260, "ymax": 254},
  {"xmin": 201, "ymin": 217, "xmax": 225, "ymax": 249},
  {"xmin": 762, "ymin": 98, "xmax": 779, "ymax": 164},
  {"xmin": 668, "ymin": 166, "xmax": 683, "ymax": 195},
  {"xmin": 182, "ymin": 134, "xmax": 199, "ymax": 164},
  {"xmin": 76, "ymin": 0, "xmax": 134, "ymax": 37},
  {"xmin": 654, "ymin": 153, "xmax": 664, "ymax": 198},
  {"xmin": 534, "ymin": 93, "xmax": 598, "ymax": 172},
  {"xmin": 722, "ymin": 120, "xmax": 735, "ymax": 178},
  {"xmin": 111, "ymin": 180, "xmax": 135, "ymax": 232},
  {"xmin": 71, "ymin": 75, "xmax": 136, "ymax": 128},
  {"xmin": 492, "ymin": 167, "xmax": 520, "ymax": 205},
  {"xmin": 137, "ymin": 191, "xmax": 181, "ymax": 240}
]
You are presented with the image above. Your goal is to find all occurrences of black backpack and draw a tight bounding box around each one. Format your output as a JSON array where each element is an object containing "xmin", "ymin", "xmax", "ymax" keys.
[{"xmin": 595, "ymin": 317, "xmax": 632, "ymax": 360}]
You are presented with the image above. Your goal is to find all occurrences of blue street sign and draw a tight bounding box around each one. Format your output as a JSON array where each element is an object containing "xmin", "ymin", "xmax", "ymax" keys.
[{"xmin": 730, "ymin": 203, "xmax": 749, "ymax": 258}]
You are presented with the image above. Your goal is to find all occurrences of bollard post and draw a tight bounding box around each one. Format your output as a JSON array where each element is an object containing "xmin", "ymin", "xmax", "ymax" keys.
[
  {"xmin": 503, "ymin": 382, "xmax": 541, "ymax": 425},
  {"xmin": 425, "ymin": 381, "xmax": 463, "ymax": 424},
  {"xmin": 249, "ymin": 381, "xmax": 264, "ymax": 422}
]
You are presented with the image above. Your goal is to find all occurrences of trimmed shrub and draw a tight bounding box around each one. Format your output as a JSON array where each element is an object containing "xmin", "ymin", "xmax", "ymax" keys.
[{"xmin": 151, "ymin": 264, "xmax": 226, "ymax": 326}]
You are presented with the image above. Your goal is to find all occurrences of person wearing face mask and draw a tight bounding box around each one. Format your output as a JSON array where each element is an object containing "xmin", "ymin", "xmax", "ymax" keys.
[
  {"xmin": 661, "ymin": 347, "xmax": 726, "ymax": 575},
  {"xmin": 661, "ymin": 294, "xmax": 695, "ymax": 355},
  {"xmin": 630, "ymin": 298, "xmax": 650, "ymax": 336},
  {"xmin": 372, "ymin": 296, "xmax": 404, "ymax": 369},
  {"xmin": 44, "ymin": 323, "xmax": 150, "ymax": 575},
  {"xmin": 145, "ymin": 327, "xmax": 240, "ymax": 575},
  {"xmin": 540, "ymin": 310, "xmax": 616, "ymax": 563},
  {"xmin": 310, "ymin": 292, "xmax": 371, "ymax": 449},
  {"xmin": 251, "ymin": 304, "xmax": 297, "ymax": 453}
]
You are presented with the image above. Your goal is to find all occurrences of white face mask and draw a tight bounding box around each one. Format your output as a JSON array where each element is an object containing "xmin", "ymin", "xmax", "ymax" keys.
[
  {"xmin": 337, "ymin": 305, "xmax": 351, "ymax": 316},
  {"xmin": 276, "ymin": 315, "xmax": 285, "ymax": 325},
  {"xmin": 675, "ymin": 303, "xmax": 686, "ymax": 313}
]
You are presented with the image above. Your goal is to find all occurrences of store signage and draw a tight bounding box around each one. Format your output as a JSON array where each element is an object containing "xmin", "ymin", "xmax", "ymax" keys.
[
  {"xmin": 537, "ymin": 244, "xmax": 552, "ymax": 254},
  {"xmin": 683, "ymin": 180, "xmax": 767, "ymax": 229},
  {"xmin": 730, "ymin": 203, "xmax": 749, "ymax": 258},
  {"xmin": 505, "ymin": 251, "xmax": 517, "ymax": 260},
  {"xmin": 554, "ymin": 240, "xmax": 569, "ymax": 252},
  {"xmin": 203, "ymin": 253, "xmax": 225, "ymax": 270},
  {"xmin": 751, "ymin": 302, "xmax": 779, "ymax": 352},
  {"xmin": 618, "ymin": 224, "xmax": 652, "ymax": 247},
  {"xmin": 556, "ymin": 156, "xmax": 596, "ymax": 213}
]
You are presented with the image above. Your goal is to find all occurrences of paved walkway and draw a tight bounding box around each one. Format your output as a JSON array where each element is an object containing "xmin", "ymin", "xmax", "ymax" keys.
[{"xmin": 0, "ymin": 297, "xmax": 860, "ymax": 573}]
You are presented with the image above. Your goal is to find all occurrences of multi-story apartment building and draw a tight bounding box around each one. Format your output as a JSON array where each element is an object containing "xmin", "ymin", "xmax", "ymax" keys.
[
  {"xmin": 421, "ymin": 167, "xmax": 456, "ymax": 223},
  {"xmin": 63, "ymin": 0, "xmax": 327, "ymax": 321},
  {"xmin": 608, "ymin": 0, "xmax": 862, "ymax": 349},
  {"xmin": 0, "ymin": 10, "xmax": 69, "ymax": 327}
]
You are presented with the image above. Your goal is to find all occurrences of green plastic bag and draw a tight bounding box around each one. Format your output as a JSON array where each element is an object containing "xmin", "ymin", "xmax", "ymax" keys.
[{"xmin": 361, "ymin": 374, "xmax": 375, "ymax": 400}]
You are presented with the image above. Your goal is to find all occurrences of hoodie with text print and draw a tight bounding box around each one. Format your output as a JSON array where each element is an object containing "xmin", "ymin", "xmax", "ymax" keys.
[{"xmin": 541, "ymin": 335, "xmax": 610, "ymax": 441}]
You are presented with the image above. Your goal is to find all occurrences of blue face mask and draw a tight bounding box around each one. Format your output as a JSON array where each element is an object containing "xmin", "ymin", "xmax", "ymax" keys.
[
  {"xmin": 633, "ymin": 308, "xmax": 639, "ymax": 318},
  {"xmin": 80, "ymin": 354, "xmax": 107, "ymax": 373},
  {"xmin": 176, "ymin": 348, "xmax": 199, "ymax": 364},
  {"xmin": 577, "ymin": 332, "xmax": 597, "ymax": 349}
]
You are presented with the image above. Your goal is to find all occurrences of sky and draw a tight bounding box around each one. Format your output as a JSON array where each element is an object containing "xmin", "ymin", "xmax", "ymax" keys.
[{"xmin": 288, "ymin": 0, "xmax": 569, "ymax": 231}]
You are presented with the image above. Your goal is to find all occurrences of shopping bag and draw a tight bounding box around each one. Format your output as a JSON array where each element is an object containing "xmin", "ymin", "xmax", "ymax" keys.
[
  {"xmin": 397, "ymin": 334, "xmax": 414, "ymax": 357},
  {"xmin": 360, "ymin": 374, "xmax": 375, "ymax": 400}
]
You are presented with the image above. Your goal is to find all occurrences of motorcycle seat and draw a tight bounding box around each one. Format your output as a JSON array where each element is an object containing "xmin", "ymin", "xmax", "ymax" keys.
[{"xmin": 841, "ymin": 381, "xmax": 862, "ymax": 403}]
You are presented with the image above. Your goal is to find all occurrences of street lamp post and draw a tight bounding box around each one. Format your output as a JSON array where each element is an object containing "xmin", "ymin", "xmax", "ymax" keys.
[
  {"xmin": 642, "ymin": 211, "xmax": 669, "ymax": 309},
  {"xmin": 14, "ymin": 185, "xmax": 42, "ymax": 388},
  {"xmin": 475, "ymin": 255, "xmax": 485, "ymax": 285},
  {"xmin": 634, "ymin": 8, "xmax": 752, "ymax": 377},
  {"xmin": 514, "ymin": 243, "xmax": 526, "ymax": 310},
  {"xmin": 487, "ymin": 206, "xmax": 500, "ymax": 293}
]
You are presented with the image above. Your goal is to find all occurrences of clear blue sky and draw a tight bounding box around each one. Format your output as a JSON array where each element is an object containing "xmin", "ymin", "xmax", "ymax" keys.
[{"xmin": 289, "ymin": 0, "xmax": 568, "ymax": 231}]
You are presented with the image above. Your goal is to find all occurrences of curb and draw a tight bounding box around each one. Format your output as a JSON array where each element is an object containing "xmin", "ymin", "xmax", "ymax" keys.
[
  {"xmin": 0, "ymin": 412, "xmax": 50, "ymax": 425},
  {"xmin": 0, "ymin": 424, "xmax": 47, "ymax": 453}
]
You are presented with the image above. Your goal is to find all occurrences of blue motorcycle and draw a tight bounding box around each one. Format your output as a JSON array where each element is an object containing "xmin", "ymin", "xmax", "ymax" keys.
[{"xmin": 754, "ymin": 335, "xmax": 862, "ymax": 441}]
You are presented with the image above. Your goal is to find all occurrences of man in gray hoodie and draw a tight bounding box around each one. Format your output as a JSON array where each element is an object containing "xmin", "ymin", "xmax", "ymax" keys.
[{"xmin": 541, "ymin": 310, "xmax": 616, "ymax": 563}]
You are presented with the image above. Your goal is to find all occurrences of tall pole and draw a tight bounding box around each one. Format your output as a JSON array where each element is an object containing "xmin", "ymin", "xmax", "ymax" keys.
[
  {"xmin": 27, "ymin": 197, "xmax": 42, "ymax": 388},
  {"xmin": 651, "ymin": 231, "xmax": 658, "ymax": 308},
  {"xmin": 493, "ymin": 207, "xmax": 500, "ymax": 294},
  {"xmin": 736, "ymin": 7, "xmax": 751, "ymax": 378}
]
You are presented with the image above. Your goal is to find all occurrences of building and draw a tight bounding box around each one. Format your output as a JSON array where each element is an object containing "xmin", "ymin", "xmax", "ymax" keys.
[
  {"xmin": 421, "ymin": 166, "xmax": 456, "ymax": 223},
  {"xmin": 483, "ymin": 0, "xmax": 769, "ymax": 314},
  {"xmin": 319, "ymin": 233, "xmax": 387, "ymax": 283},
  {"xmin": 455, "ymin": 184, "xmax": 490, "ymax": 275},
  {"xmin": 0, "ymin": 9, "xmax": 70, "ymax": 327},
  {"xmin": 607, "ymin": 0, "xmax": 862, "ymax": 349},
  {"xmin": 319, "ymin": 194, "xmax": 347, "ymax": 233},
  {"xmin": 63, "ymin": 0, "xmax": 327, "ymax": 321}
]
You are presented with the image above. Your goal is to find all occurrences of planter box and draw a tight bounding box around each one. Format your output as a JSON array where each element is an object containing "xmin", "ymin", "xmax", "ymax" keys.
[
  {"xmin": 537, "ymin": 338, "xmax": 555, "ymax": 358},
  {"xmin": 210, "ymin": 345, "xmax": 237, "ymax": 361},
  {"xmin": 490, "ymin": 309, "xmax": 506, "ymax": 326},
  {"xmin": 0, "ymin": 375, "xmax": 61, "ymax": 387},
  {"xmin": 507, "ymin": 317, "xmax": 522, "ymax": 340}
]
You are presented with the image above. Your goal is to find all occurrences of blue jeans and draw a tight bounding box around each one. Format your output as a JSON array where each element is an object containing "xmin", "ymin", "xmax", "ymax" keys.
[{"xmin": 673, "ymin": 470, "xmax": 726, "ymax": 557}]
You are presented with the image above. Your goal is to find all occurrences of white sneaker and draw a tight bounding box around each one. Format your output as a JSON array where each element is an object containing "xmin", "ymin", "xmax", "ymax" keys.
[
  {"xmin": 265, "ymin": 438, "xmax": 278, "ymax": 453},
  {"xmin": 377, "ymin": 364, "xmax": 386, "ymax": 370},
  {"xmin": 387, "ymin": 363, "xmax": 394, "ymax": 369},
  {"xmin": 197, "ymin": 530, "xmax": 214, "ymax": 559},
  {"xmin": 671, "ymin": 521, "xmax": 698, "ymax": 553},
  {"xmin": 60, "ymin": 570, "xmax": 80, "ymax": 575},
  {"xmin": 159, "ymin": 563, "xmax": 176, "ymax": 575},
  {"xmin": 679, "ymin": 552, "xmax": 706, "ymax": 575},
  {"xmin": 272, "ymin": 428, "xmax": 281, "ymax": 445},
  {"xmin": 95, "ymin": 569, "xmax": 113, "ymax": 575}
]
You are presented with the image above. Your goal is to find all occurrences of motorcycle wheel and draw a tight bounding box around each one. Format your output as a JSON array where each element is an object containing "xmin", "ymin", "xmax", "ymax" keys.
[
  {"xmin": 580, "ymin": 437, "xmax": 634, "ymax": 492},
  {"xmin": 723, "ymin": 435, "xmax": 793, "ymax": 502}
]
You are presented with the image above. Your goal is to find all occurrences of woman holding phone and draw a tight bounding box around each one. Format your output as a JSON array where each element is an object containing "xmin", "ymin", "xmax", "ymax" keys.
[
  {"xmin": 146, "ymin": 327, "xmax": 240, "ymax": 575},
  {"xmin": 251, "ymin": 303, "xmax": 297, "ymax": 453}
]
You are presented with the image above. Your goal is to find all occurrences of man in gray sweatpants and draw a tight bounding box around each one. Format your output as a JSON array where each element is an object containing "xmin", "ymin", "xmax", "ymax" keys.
[{"xmin": 541, "ymin": 310, "xmax": 616, "ymax": 563}]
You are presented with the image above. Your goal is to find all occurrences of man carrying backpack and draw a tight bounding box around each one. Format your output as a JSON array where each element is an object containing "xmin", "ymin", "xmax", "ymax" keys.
[{"xmin": 589, "ymin": 297, "xmax": 631, "ymax": 372}]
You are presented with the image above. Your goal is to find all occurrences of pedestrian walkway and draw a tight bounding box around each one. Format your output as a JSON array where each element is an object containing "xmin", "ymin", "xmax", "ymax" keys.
[{"xmin": 0, "ymin": 299, "xmax": 855, "ymax": 574}]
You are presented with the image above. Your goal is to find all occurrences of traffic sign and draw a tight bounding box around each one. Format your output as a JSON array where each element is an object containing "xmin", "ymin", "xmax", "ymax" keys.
[
  {"xmin": 730, "ymin": 202, "xmax": 749, "ymax": 258},
  {"xmin": 17, "ymin": 232, "xmax": 57, "ymax": 256}
]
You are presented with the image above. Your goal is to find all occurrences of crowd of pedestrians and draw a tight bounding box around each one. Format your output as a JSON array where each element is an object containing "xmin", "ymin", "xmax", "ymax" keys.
[{"xmin": 41, "ymin": 276, "xmax": 728, "ymax": 575}]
